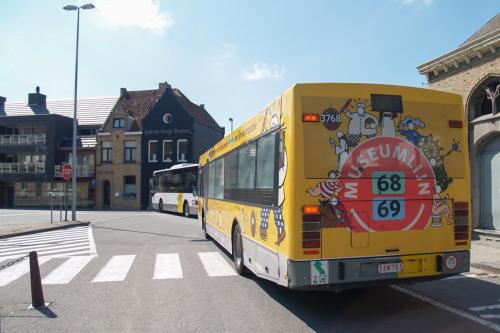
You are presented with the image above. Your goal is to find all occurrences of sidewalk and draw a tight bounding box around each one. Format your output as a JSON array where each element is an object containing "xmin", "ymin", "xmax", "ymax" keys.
[
  {"xmin": 470, "ymin": 237, "xmax": 500, "ymax": 275},
  {"xmin": 0, "ymin": 220, "xmax": 89, "ymax": 239}
]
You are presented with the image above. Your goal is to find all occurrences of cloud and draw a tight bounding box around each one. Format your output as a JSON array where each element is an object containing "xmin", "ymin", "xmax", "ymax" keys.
[
  {"xmin": 212, "ymin": 43, "xmax": 238, "ymax": 67},
  {"xmin": 241, "ymin": 63, "xmax": 285, "ymax": 81},
  {"xmin": 94, "ymin": 0, "xmax": 173, "ymax": 32}
]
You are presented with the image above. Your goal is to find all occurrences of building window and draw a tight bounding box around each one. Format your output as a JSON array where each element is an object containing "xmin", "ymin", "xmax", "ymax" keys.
[
  {"xmin": 113, "ymin": 118, "xmax": 125, "ymax": 128},
  {"xmin": 177, "ymin": 139, "xmax": 188, "ymax": 162},
  {"xmin": 79, "ymin": 128, "xmax": 96, "ymax": 136},
  {"xmin": 123, "ymin": 176, "xmax": 136, "ymax": 199},
  {"xmin": 163, "ymin": 140, "xmax": 173, "ymax": 162},
  {"xmin": 101, "ymin": 142, "xmax": 112, "ymax": 162},
  {"xmin": 36, "ymin": 183, "xmax": 43, "ymax": 197},
  {"xmin": 148, "ymin": 140, "xmax": 158, "ymax": 162},
  {"xmin": 124, "ymin": 141, "xmax": 136, "ymax": 162}
]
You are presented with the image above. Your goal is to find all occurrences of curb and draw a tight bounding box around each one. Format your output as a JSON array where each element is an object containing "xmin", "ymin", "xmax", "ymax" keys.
[
  {"xmin": 471, "ymin": 262, "xmax": 500, "ymax": 275},
  {"xmin": 474, "ymin": 229, "xmax": 500, "ymax": 240},
  {"xmin": 0, "ymin": 222, "xmax": 90, "ymax": 240}
]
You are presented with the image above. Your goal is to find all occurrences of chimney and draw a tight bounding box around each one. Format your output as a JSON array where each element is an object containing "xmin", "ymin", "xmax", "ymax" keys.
[
  {"xmin": 159, "ymin": 81, "xmax": 171, "ymax": 93},
  {"xmin": 200, "ymin": 104, "xmax": 205, "ymax": 109},
  {"xmin": 120, "ymin": 87, "xmax": 128, "ymax": 97},
  {"xmin": 0, "ymin": 96, "xmax": 5, "ymax": 116},
  {"xmin": 28, "ymin": 86, "xmax": 46, "ymax": 108}
]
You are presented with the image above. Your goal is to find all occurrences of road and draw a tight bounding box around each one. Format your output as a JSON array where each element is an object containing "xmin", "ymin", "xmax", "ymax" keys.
[{"xmin": 1, "ymin": 210, "xmax": 500, "ymax": 332}]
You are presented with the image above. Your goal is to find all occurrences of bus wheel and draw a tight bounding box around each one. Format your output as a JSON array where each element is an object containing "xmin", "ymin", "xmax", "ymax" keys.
[
  {"xmin": 232, "ymin": 223, "xmax": 248, "ymax": 276},
  {"xmin": 202, "ymin": 212, "xmax": 211, "ymax": 240},
  {"xmin": 158, "ymin": 199, "xmax": 163, "ymax": 212},
  {"xmin": 183, "ymin": 201, "xmax": 189, "ymax": 217}
]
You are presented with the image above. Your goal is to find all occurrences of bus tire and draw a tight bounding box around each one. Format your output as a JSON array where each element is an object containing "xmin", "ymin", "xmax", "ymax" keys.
[
  {"xmin": 183, "ymin": 201, "xmax": 189, "ymax": 217},
  {"xmin": 202, "ymin": 212, "xmax": 211, "ymax": 240},
  {"xmin": 158, "ymin": 199, "xmax": 163, "ymax": 212},
  {"xmin": 232, "ymin": 223, "xmax": 248, "ymax": 276}
]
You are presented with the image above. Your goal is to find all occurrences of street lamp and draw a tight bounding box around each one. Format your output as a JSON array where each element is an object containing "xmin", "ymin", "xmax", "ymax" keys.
[
  {"xmin": 63, "ymin": 3, "xmax": 95, "ymax": 221},
  {"xmin": 229, "ymin": 118, "xmax": 233, "ymax": 132}
]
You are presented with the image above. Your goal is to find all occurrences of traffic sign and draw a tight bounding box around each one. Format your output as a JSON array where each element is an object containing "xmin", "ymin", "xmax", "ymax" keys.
[{"xmin": 62, "ymin": 163, "xmax": 73, "ymax": 181}]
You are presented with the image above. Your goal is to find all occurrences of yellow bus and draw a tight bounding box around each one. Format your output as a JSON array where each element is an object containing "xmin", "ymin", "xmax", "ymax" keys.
[{"xmin": 198, "ymin": 83, "xmax": 470, "ymax": 290}]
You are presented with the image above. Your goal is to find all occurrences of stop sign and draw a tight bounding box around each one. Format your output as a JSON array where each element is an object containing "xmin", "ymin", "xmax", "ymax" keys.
[{"xmin": 62, "ymin": 163, "xmax": 73, "ymax": 180}]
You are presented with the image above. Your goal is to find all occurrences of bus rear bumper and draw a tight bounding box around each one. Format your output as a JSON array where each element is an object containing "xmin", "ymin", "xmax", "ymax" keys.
[{"xmin": 287, "ymin": 251, "xmax": 470, "ymax": 291}]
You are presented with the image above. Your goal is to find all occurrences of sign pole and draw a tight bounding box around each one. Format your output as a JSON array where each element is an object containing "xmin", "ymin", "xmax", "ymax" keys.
[
  {"xmin": 62, "ymin": 163, "xmax": 73, "ymax": 222},
  {"xmin": 64, "ymin": 181, "xmax": 69, "ymax": 221},
  {"xmin": 50, "ymin": 193, "xmax": 53, "ymax": 224}
]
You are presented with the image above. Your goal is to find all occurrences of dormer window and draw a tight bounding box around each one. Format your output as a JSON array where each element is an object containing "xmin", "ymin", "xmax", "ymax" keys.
[{"xmin": 113, "ymin": 118, "xmax": 125, "ymax": 128}]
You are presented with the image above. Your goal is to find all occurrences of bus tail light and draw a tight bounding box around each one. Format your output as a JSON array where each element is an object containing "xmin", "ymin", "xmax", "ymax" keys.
[
  {"xmin": 454, "ymin": 202, "xmax": 469, "ymax": 243},
  {"xmin": 303, "ymin": 205, "xmax": 320, "ymax": 214},
  {"xmin": 303, "ymin": 205, "xmax": 321, "ymax": 250},
  {"xmin": 302, "ymin": 114, "xmax": 320, "ymax": 122},
  {"xmin": 303, "ymin": 240, "xmax": 321, "ymax": 248}
]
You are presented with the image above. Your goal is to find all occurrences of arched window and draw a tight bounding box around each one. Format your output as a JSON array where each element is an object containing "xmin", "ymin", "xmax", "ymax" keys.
[{"xmin": 468, "ymin": 75, "xmax": 500, "ymax": 120}]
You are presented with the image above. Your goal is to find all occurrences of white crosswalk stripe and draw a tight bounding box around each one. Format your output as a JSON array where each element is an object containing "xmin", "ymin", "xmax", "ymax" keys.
[
  {"xmin": 0, "ymin": 257, "xmax": 51, "ymax": 287},
  {"xmin": 154, "ymin": 253, "xmax": 183, "ymax": 279},
  {"xmin": 92, "ymin": 255, "xmax": 136, "ymax": 283},
  {"xmin": 0, "ymin": 251, "xmax": 239, "ymax": 287},
  {"xmin": 0, "ymin": 226, "xmax": 96, "ymax": 260},
  {"xmin": 198, "ymin": 252, "xmax": 237, "ymax": 277},
  {"xmin": 42, "ymin": 256, "xmax": 95, "ymax": 285}
]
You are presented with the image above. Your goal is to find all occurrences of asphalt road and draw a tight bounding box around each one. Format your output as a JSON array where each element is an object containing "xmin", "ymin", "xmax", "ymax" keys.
[{"xmin": 1, "ymin": 211, "xmax": 500, "ymax": 333}]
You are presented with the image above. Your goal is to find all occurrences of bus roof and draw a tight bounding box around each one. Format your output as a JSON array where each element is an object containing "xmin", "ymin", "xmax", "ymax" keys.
[
  {"xmin": 199, "ymin": 82, "xmax": 463, "ymax": 166},
  {"xmin": 153, "ymin": 163, "xmax": 199, "ymax": 175}
]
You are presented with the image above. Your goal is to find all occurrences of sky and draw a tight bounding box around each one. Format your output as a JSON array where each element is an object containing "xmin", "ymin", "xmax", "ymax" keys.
[{"xmin": 0, "ymin": 0, "xmax": 498, "ymax": 131}]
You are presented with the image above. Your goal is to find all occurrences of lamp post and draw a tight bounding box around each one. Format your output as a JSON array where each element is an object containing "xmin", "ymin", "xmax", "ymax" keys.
[
  {"xmin": 63, "ymin": 3, "xmax": 95, "ymax": 221},
  {"xmin": 229, "ymin": 118, "xmax": 233, "ymax": 132}
]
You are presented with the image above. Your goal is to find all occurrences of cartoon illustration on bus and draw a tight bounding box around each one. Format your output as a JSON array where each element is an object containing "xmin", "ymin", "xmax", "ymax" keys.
[{"xmin": 344, "ymin": 102, "xmax": 379, "ymax": 146}]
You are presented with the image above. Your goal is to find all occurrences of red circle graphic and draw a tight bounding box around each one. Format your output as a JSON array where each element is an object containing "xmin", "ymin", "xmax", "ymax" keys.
[{"xmin": 339, "ymin": 137, "xmax": 435, "ymax": 233}]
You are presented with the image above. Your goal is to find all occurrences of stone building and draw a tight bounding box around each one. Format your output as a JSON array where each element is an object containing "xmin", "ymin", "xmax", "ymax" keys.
[
  {"xmin": 417, "ymin": 13, "xmax": 500, "ymax": 231},
  {"xmin": 96, "ymin": 82, "xmax": 224, "ymax": 210}
]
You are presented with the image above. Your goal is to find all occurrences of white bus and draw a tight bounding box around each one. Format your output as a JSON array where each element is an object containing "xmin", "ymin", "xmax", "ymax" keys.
[{"xmin": 151, "ymin": 163, "xmax": 199, "ymax": 217}]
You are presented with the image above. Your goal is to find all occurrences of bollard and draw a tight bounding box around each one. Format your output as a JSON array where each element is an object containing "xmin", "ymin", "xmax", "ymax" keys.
[{"xmin": 29, "ymin": 251, "xmax": 46, "ymax": 309}]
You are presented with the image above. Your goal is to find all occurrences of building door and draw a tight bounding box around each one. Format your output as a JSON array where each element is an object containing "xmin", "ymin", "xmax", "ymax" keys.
[
  {"xmin": 102, "ymin": 180, "xmax": 111, "ymax": 208},
  {"xmin": 480, "ymin": 135, "xmax": 500, "ymax": 230},
  {"xmin": 5, "ymin": 185, "xmax": 14, "ymax": 208},
  {"xmin": 0, "ymin": 182, "xmax": 5, "ymax": 208}
]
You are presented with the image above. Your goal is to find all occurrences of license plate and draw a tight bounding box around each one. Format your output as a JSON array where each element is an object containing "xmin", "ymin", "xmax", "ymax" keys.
[{"xmin": 377, "ymin": 262, "xmax": 404, "ymax": 274}]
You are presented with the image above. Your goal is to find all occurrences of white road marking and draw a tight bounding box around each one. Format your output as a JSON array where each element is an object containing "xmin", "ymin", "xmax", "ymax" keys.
[
  {"xmin": 43, "ymin": 256, "xmax": 94, "ymax": 285},
  {"xmin": 0, "ymin": 226, "xmax": 95, "ymax": 258},
  {"xmin": 0, "ymin": 257, "xmax": 50, "ymax": 287},
  {"xmin": 91, "ymin": 255, "xmax": 136, "ymax": 282},
  {"xmin": 470, "ymin": 303, "xmax": 500, "ymax": 312},
  {"xmin": 153, "ymin": 253, "xmax": 183, "ymax": 279},
  {"xmin": 198, "ymin": 252, "xmax": 237, "ymax": 277},
  {"xmin": 443, "ymin": 273, "xmax": 478, "ymax": 280},
  {"xmin": 0, "ymin": 230, "xmax": 88, "ymax": 243},
  {"xmin": 88, "ymin": 225, "xmax": 97, "ymax": 256},
  {"xmin": 0, "ymin": 242, "xmax": 90, "ymax": 260},
  {"xmin": 392, "ymin": 285, "xmax": 500, "ymax": 332}
]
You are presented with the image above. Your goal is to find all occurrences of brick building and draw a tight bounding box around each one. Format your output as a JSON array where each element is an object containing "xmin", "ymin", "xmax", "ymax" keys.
[
  {"xmin": 417, "ymin": 13, "xmax": 500, "ymax": 231},
  {"xmin": 96, "ymin": 82, "xmax": 224, "ymax": 210}
]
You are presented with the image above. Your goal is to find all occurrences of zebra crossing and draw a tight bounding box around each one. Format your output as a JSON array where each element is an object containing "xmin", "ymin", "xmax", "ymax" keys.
[
  {"xmin": 0, "ymin": 251, "xmax": 237, "ymax": 287},
  {"xmin": 0, "ymin": 225, "xmax": 96, "ymax": 260}
]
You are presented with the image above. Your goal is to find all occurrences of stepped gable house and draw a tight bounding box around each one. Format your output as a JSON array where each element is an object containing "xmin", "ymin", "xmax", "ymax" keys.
[
  {"xmin": 418, "ymin": 13, "xmax": 500, "ymax": 231},
  {"xmin": 96, "ymin": 82, "xmax": 224, "ymax": 210}
]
